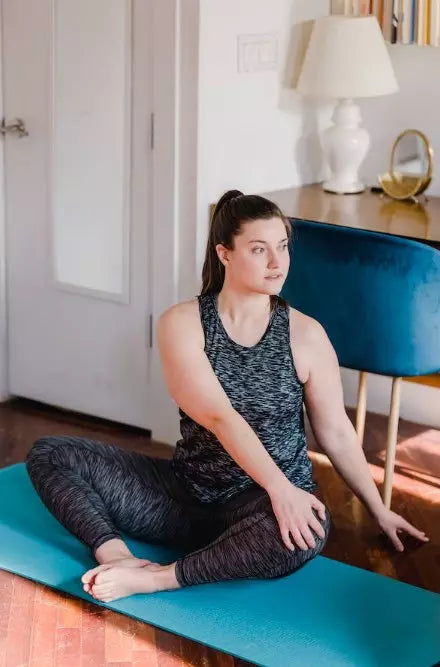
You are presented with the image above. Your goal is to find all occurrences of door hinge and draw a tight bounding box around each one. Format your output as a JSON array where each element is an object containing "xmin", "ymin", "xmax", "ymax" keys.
[
  {"xmin": 147, "ymin": 313, "xmax": 153, "ymax": 348},
  {"xmin": 150, "ymin": 113, "xmax": 155, "ymax": 150}
]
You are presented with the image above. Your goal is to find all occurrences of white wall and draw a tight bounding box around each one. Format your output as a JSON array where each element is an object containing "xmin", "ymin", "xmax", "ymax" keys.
[
  {"xmin": 195, "ymin": 0, "xmax": 330, "ymax": 287},
  {"xmin": 361, "ymin": 43, "xmax": 440, "ymax": 195},
  {"xmin": 194, "ymin": 0, "xmax": 440, "ymax": 428}
]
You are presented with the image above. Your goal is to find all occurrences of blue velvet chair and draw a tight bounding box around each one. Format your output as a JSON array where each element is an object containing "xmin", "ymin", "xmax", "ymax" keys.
[{"xmin": 280, "ymin": 218, "xmax": 440, "ymax": 508}]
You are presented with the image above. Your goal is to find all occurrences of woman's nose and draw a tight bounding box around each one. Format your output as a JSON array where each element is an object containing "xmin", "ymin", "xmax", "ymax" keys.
[{"xmin": 268, "ymin": 254, "xmax": 280, "ymax": 268}]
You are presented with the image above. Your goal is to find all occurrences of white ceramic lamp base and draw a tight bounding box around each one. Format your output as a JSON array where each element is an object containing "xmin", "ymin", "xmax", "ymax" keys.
[{"xmin": 321, "ymin": 98, "xmax": 370, "ymax": 194}]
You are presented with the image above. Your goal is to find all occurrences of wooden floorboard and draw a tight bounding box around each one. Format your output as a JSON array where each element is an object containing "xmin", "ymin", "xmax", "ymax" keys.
[{"xmin": 0, "ymin": 397, "xmax": 438, "ymax": 666}]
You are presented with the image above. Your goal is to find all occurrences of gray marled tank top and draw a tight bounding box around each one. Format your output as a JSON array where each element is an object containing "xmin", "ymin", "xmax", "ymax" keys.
[{"xmin": 171, "ymin": 292, "xmax": 316, "ymax": 504}]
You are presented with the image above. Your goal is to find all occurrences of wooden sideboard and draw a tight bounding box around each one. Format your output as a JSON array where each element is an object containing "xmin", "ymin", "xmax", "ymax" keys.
[{"xmin": 260, "ymin": 183, "xmax": 440, "ymax": 248}]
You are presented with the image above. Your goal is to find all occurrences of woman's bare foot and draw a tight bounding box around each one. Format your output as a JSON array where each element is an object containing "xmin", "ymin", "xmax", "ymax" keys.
[
  {"xmin": 84, "ymin": 539, "xmax": 161, "ymax": 595},
  {"xmin": 83, "ymin": 562, "xmax": 180, "ymax": 602},
  {"xmin": 94, "ymin": 537, "xmax": 135, "ymax": 565},
  {"xmin": 81, "ymin": 556, "xmax": 159, "ymax": 595}
]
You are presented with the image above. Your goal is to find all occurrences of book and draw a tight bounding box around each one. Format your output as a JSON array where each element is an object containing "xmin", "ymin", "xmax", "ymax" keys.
[
  {"xmin": 410, "ymin": 0, "xmax": 417, "ymax": 41},
  {"xmin": 391, "ymin": 0, "xmax": 399, "ymax": 40},
  {"xmin": 397, "ymin": 0, "xmax": 404, "ymax": 40},
  {"xmin": 372, "ymin": 0, "xmax": 385, "ymax": 26},
  {"xmin": 430, "ymin": 0, "xmax": 440, "ymax": 44},
  {"xmin": 340, "ymin": 0, "xmax": 353, "ymax": 13},
  {"xmin": 416, "ymin": 0, "xmax": 426, "ymax": 44},
  {"xmin": 400, "ymin": 0, "xmax": 414, "ymax": 42},
  {"xmin": 383, "ymin": 0, "xmax": 394, "ymax": 39},
  {"xmin": 330, "ymin": 0, "xmax": 346, "ymax": 13},
  {"xmin": 425, "ymin": 0, "xmax": 431, "ymax": 44}
]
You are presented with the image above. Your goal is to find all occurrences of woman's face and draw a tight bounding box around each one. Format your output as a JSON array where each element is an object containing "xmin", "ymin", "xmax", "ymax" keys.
[{"xmin": 217, "ymin": 216, "xmax": 290, "ymax": 294}]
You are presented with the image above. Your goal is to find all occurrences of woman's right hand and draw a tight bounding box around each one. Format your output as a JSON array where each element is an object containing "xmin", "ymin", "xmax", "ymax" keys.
[{"xmin": 267, "ymin": 478, "xmax": 327, "ymax": 551}]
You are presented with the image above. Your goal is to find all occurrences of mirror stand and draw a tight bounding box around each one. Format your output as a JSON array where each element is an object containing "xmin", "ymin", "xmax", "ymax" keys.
[{"xmin": 378, "ymin": 129, "xmax": 434, "ymax": 202}]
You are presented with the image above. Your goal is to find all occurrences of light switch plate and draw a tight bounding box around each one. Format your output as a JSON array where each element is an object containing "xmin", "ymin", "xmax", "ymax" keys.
[{"xmin": 237, "ymin": 33, "xmax": 279, "ymax": 73}]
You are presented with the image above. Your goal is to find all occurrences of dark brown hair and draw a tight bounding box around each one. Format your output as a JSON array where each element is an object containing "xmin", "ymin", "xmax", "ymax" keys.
[{"xmin": 199, "ymin": 189, "xmax": 292, "ymax": 310}]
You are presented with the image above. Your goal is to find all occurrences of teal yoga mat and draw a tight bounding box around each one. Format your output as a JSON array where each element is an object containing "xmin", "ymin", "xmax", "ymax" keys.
[{"xmin": 0, "ymin": 463, "xmax": 439, "ymax": 667}]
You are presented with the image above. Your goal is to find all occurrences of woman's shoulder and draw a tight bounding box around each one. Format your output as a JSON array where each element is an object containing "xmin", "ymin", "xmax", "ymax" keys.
[
  {"xmin": 165, "ymin": 296, "xmax": 202, "ymax": 319},
  {"xmin": 158, "ymin": 298, "xmax": 204, "ymax": 346},
  {"xmin": 160, "ymin": 296, "xmax": 198, "ymax": 315},
  {"xmin": 287, "ymin": 305, "xmax": 322, "ymax": 338},
  {"xmin": 287, "ymin": 306, "xmax": 326, "ymax": 385}
]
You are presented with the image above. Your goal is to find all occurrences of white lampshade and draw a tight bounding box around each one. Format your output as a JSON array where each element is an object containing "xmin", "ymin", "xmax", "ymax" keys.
[{"xmin": 297, "ymin": 15, "xmax": 399, "ymax": 99}]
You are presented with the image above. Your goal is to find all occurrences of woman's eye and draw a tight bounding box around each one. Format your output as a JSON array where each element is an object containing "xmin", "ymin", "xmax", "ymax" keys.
[{"xmin": 252, "ymin": 244, "xmax": 288, "ymax": 254}]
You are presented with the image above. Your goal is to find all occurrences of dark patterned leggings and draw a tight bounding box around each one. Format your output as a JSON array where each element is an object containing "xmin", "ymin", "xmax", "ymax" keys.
[{"xmin": 25, "ymin": 435, "xmax": 331, "ymax": 588}]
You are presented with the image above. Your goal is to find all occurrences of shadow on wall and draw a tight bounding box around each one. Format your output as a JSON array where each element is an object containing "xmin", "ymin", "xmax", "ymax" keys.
[
  {"xmin": 277, "ymin": 16, "xmax": 331, "ymax": 185},
  {"xmin": 294, "ymin": 97, "xmax": 329, "ymax": 185}
]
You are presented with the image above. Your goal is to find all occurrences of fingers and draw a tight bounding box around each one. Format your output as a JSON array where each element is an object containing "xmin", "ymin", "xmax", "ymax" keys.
[
  {"xmin": 311, "ymin": 498, "xmax": 327, "ymax": 522},
  {"xmin": 401, "ymin": 520, "xmax": 430, "ymax": 542},
  {"xmin": 308, "ymin": 514, "xmax": 326, "ymax": 540},
  {"xmin": 280, "ymin": 524, "xmax": 311, "ymax": 551},
  {"xmin": 279, "ymin": 514, "xmax": 327, "ymax": 552},
  {"xmin": 388, "ymin": 529, "xmax": 405, "ymax": 552},
  {"xmin": 280, "ymin": 526, "xmax": 296, "ymax": 551},
  {"xmin": 382, "ymin": 519, "xmax": 430, "ymax": 552},
  {"xmin": 290, "ymin": 526, "xmax": 309, "ymax": 550},
  {"xmin": 276, "ymin": 492, "xmax": 328, "ymax": 553},
  {"xmin": 286, "ymin": 521, "xmax": 325, "ymax": 551},
  {"xmin": 297, "ymin": 524, "xmax": 317, "ymax": 549}
]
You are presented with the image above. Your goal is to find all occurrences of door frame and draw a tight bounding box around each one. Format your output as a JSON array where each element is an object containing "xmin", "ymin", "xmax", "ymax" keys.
[
  {"xmin": 0, "ymin": 0, "xmax": 7, "ymax": 402},
  {"xmin": 149, "ymin": 0, "xmax": 200, "ymax": 444},
  {"xmin": 0, "ymin": 0, "xmax": 200, "ymax": 445}
]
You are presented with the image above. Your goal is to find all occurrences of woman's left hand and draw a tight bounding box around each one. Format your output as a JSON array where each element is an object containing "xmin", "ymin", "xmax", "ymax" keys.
[{"xmin": 374, "ymin": 507, "xmax": 430, "ymax": 551}]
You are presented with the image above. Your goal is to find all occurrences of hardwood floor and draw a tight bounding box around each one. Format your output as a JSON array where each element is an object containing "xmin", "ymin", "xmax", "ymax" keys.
[{"xmin": 0, "ymin": 397, "xmax": 439, "ymax": 667}]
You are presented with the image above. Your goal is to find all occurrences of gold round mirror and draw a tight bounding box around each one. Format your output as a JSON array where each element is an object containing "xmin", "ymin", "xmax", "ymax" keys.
[{"xmin": 378, "ymin": 129, "xmax": 434, "ymax": 202}]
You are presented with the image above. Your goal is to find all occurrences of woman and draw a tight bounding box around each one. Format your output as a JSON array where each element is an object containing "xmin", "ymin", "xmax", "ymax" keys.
[{"xmin": 26, "ymin": 190, "xmax": 428, "ymax": 603}]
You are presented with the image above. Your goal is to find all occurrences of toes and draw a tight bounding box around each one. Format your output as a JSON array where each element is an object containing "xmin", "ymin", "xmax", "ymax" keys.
[
  {"xmin": 92, "ymin": 584, "xmax": 111, "ymax": 595},
  {"xmin": 83, "ymin": 582, "xmax": 96, "ymax": 595},
  {"xmin": 81, "ymin": 563, "xmax": 112, "ymax": 583},
  {"xmin": 92, "ymin": 584, "xmax": 113, "ymax": 601},
  {"xmin": 94, "ymin": 568, "xmax": 115, "ymax": 585}
]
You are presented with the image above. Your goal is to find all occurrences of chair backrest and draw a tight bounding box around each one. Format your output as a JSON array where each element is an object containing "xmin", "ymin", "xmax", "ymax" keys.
[{"xmin": 280, "ymin": 219, "xmax": 440, "ymax": 376}]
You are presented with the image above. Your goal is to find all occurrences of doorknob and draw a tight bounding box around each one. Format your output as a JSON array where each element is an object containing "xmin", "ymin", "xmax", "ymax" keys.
[{"xmin": 0, "ymin": 117, "xmax": 29, "ymax": 138}]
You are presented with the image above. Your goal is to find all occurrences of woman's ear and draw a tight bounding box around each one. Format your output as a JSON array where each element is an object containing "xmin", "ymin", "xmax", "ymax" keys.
[{"xmin": 215, "ymin": 243, "xmax": 229, "ymax": 267}]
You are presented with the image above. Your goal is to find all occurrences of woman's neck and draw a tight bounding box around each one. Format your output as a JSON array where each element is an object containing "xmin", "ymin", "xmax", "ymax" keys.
[{"xmin": 216, "ymin": 289, "xmax": 275, "ymax": 325}]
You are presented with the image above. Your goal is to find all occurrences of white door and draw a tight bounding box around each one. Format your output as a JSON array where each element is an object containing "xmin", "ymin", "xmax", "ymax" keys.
[{"xmin": 2, "ymin": 0, "xmax": 156, "ymax": 429}]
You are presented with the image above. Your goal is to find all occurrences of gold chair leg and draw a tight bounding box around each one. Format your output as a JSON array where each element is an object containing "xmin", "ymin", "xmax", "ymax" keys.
[
  {"xmin": 356, "ymin": 371, "xmax": 368, "ymax": 446},
  {"xmin": 382, "ymin": 376, "xmax": 402, "ymax": 510}
]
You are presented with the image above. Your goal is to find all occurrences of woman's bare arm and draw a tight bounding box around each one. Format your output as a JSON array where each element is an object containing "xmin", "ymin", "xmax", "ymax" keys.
[
  {"xmin": 301, "ymin": 316, "xmax": 428, "ymax": 549},
  {"xmin": 156, "ymin": 303, "xmax": 288, "ymax": 493},
  {"xmin": 302, "ymin": 317, "xmax": 386, "ymax": 516}
]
